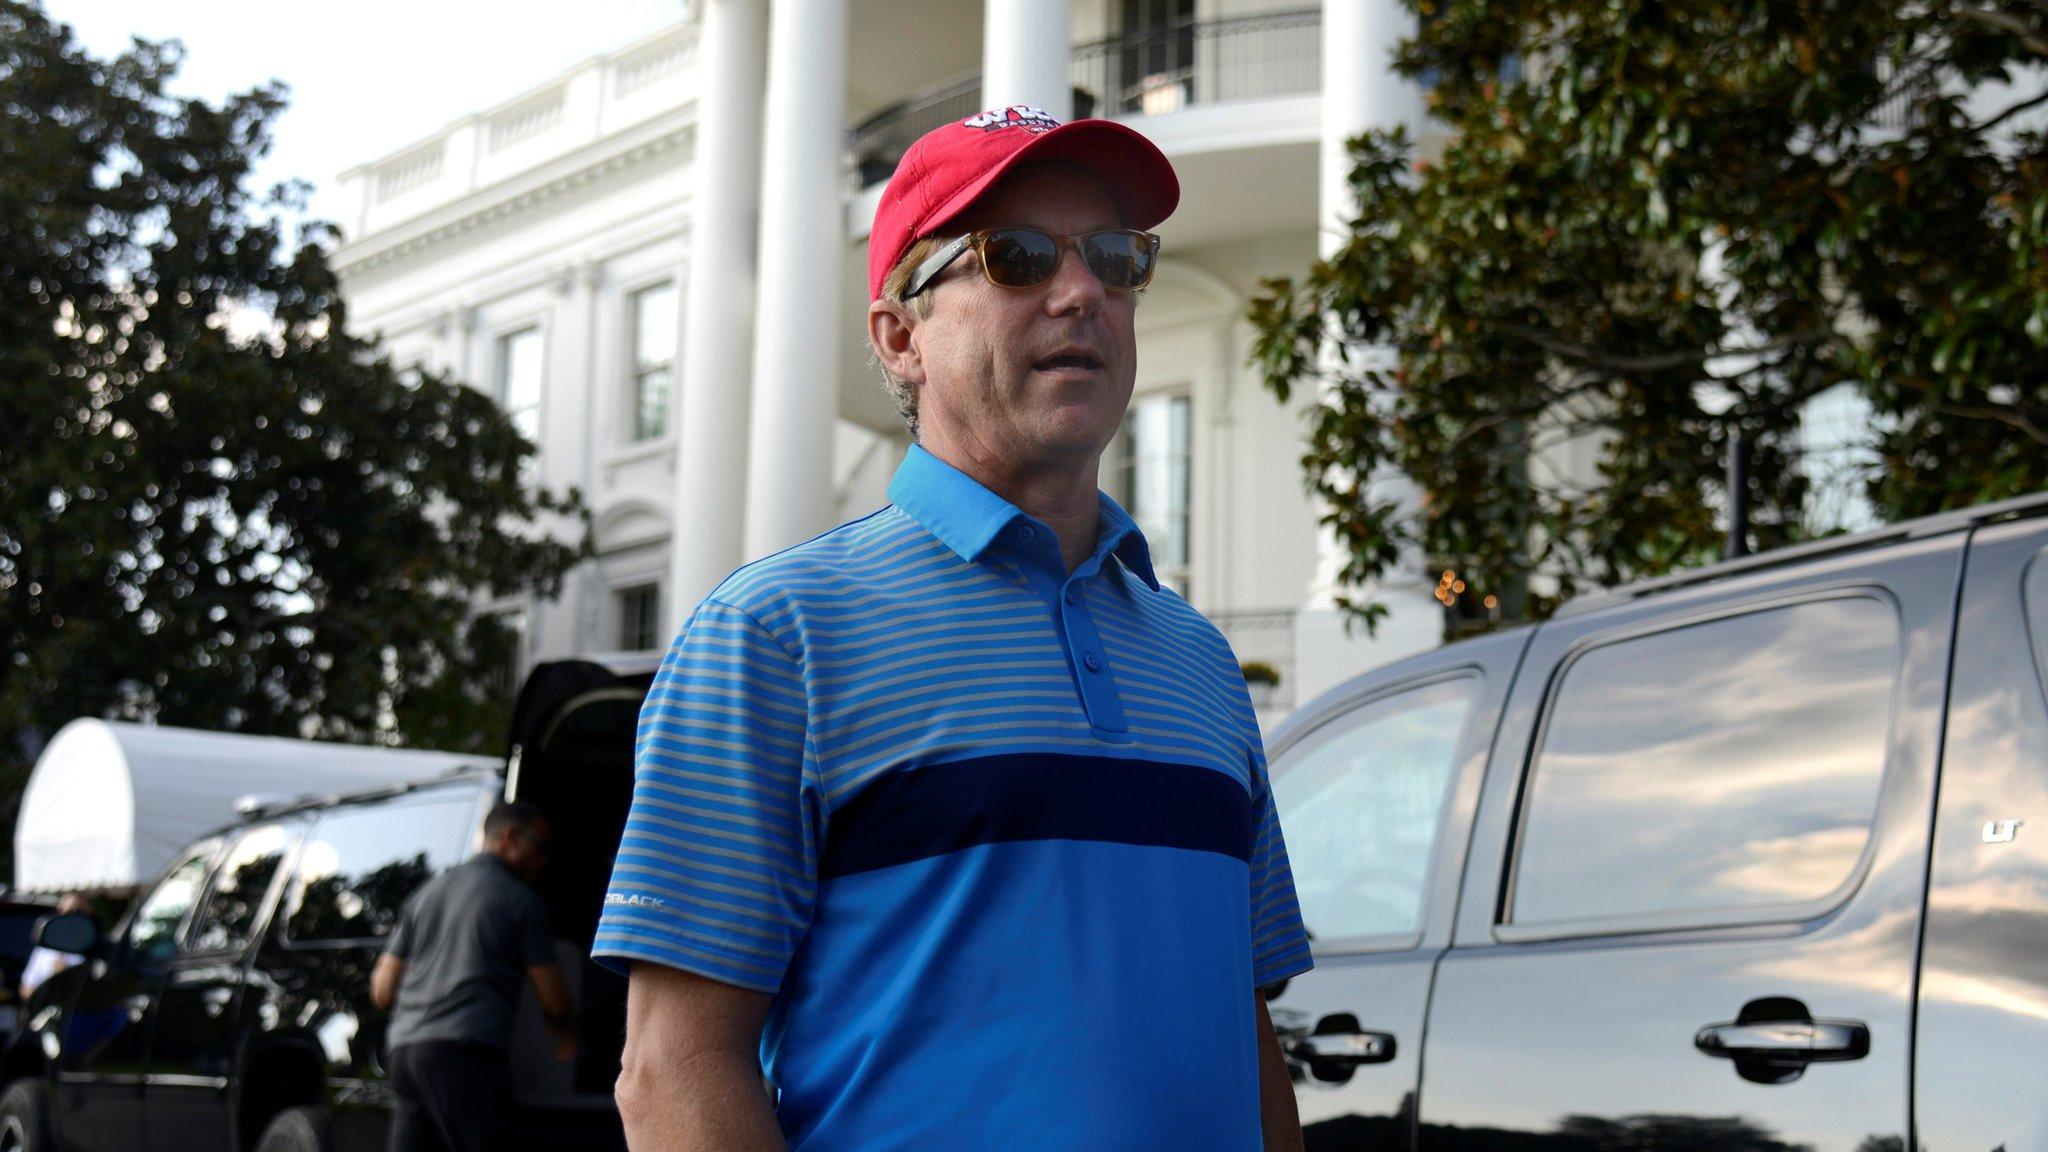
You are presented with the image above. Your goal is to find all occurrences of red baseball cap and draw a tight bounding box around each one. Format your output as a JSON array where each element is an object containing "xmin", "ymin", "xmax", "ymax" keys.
[{"xmin": 866, "ymin": 105, "xmax": 1180, "ymax": 301}]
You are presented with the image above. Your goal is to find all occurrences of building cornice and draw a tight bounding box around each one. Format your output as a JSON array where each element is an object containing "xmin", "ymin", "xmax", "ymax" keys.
[{"xmin": 332, "ymin": 107, "xmax": 697, "ymax": 282}]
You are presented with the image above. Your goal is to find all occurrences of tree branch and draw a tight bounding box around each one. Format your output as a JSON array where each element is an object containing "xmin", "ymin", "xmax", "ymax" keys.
[
  {"xmin": 1975, "ymin": 85, "xmax": 2048, "ymax": 132},
  {"xmin": 1953, "ymin": 7, "xmax": 2048, "ymax": 58},
  {"xmin": 1490, "ymin": 323, "xmax": 1838, "ymax": 375}
]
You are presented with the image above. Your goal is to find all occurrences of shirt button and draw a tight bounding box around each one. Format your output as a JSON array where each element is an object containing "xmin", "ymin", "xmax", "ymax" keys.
[
  {"xmin": 1082, "ymin": 652, "xmax": 1102, "ymax": 672},
  {"xmin": 1018, "ymin": 525, "xmax": 1036, "ymax": 542}
]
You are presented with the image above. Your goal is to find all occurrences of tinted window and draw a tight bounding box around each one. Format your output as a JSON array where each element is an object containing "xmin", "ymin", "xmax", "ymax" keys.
[
  {"xmin": 1512, "ymin": 597, "xmax": 1898, "ymax": 928},
  {"xmin": 187, "ymin": 824, "xmax": 294, "ymax": 954},
  {"xmin": 1273, "ymin": 677, "xmax": 1478, "ymax": 943},
  {"xmin": 128, "ymin": 849, "xmax": 216, "ymax": 963},
  {"xmin": 0, "ymin": 911, "xmax": 44, "ymax": 963},
  {"xmin": 285, "ymin": 797, "xmax": 474, "ymax": 943}
]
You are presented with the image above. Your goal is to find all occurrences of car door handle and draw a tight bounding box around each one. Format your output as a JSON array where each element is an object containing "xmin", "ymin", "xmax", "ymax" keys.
[
  {"xmin": 1695, "ymin": 1019, "xmax": 1869, "ymax": 1062},
  {"xmin": 1284, "ymin": 1019, "xmax": 1397, "ymax": 1067}
]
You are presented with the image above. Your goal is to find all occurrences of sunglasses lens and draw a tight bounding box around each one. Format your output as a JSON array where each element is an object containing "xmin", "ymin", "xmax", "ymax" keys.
[
  {"xmin": 980, "ymin": 229, "xmax": 1061, "ymax": 287},
  {"xmin": 1079, "ymin": 232, "xmax": 1156, "ymax": 290}
]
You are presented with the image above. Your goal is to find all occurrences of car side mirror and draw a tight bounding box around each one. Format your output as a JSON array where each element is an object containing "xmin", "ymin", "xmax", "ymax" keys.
[{"xmin": 35, "ymin": 913, "xmax": 100, "ymax": 956}]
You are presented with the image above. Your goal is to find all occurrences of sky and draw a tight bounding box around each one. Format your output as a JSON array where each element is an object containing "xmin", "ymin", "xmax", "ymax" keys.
[{"xmin": 43, "ymin": 0, "xmax": 689, "ymax": 230}]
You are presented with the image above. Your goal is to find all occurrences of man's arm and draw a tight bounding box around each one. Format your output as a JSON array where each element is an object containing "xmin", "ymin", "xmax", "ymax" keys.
[
  {"xmin": 1255, "ymin": 991, "xmax": 1305, "ymax": 1152},
  {"xmin": 616, "ymin": 961, "xmax": 784, "ymax": 1152},
  {"xmin": 369, "ymin": 954, "xmax": 404, "ymax": 1013},
  {"xmin": 527, "ymin": 963, "xmax": 580, "ymax": 1062}
]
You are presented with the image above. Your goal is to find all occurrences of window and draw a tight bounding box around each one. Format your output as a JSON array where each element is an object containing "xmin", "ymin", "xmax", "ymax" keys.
[
  {"xmin": 187, "ymin": 823, "xmax": 293, "ymax": 954},
  {"xmin": 496, "ymin": 327, "xmax": 544, "ymax": 446},
  {"xmin": 1272, "ymin": 677, "xmax": 1478, "ymax": 943},
  {"xmin": 629, "ymin": 282, "xmax": 677, "ymax": 442},
  {"xmin": 617, "ymin": 583, "xmax": 662, "ymax": 651},
  {"xmin": 1119, "ymin": 0, "xmax": 1195, "ymax": 114},
  {"xmin": 478, "ymin": 607, "xmax": 528, "ymax": 702},
  {"xmin": 1117, "ymin": 393, "xmax": 1192, "ymax": 594},
  {"xmin": 2025, "ymin": 552, "xmax": 2048, "ymax": 710},
  {"xmin": 126, "ymin": 848, "xmax": 217, "ymax": 964},
  {"xmin": 284, "ymin": 796, "xmax": 474, "ymax": 943},
  {"xmin": 1511, "ymin": 597, "xmax": 1899, "ymax": 930}
]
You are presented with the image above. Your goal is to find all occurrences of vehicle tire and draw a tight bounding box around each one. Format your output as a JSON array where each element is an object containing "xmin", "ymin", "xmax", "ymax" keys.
[
  {"xmin": 0, "ymin": 1081, "xmax": 53, "ymax": 1152},
  {"xmin": 254, "ymin": 1106, "xmax": 335, "ymax": 1152}
]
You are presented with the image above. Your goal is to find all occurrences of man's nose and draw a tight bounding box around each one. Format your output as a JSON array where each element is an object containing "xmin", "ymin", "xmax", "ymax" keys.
[{"xmin": 1042, "ymin": 246, "xmax": 1106, "ymax": 314}]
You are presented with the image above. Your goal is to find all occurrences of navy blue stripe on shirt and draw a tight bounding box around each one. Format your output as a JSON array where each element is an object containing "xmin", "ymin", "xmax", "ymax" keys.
[{"xmin": 820, "ymin": 752, "xmax": 1253, "ymax": 879}]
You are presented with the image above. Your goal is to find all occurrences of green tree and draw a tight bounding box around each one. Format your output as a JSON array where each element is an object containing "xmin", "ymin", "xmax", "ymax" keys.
[
  {"xmin": 0, "ymin": 0, "xmax": 590, "ymax": 871},
  {"xmin": 1250, "ymin": 0, "xmax": 2048, "ymax": 631}
]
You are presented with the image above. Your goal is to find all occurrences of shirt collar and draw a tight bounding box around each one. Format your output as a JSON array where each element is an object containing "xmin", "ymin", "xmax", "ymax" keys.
[{"xmin": 888, "ymin": 443, "xmax": 1160, "ymax": 591}]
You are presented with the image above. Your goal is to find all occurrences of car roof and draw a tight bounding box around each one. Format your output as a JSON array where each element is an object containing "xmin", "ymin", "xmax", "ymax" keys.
[
  {"xmin": 1555, "ymin": 487, "xmax": 2048, "ymax": 618},
  {"xmin": 227, "ymin": 765, "xmax": 498, "ymax": 828}
]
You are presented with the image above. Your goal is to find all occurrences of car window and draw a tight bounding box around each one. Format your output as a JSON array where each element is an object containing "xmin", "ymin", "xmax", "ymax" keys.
[
  {"xmin": 1272, "ymin": 676, "xmax": 1479, "ymax": 944},
  {"xmin": 1511, "ymin": 596, "xmax": 1898, "ymax": 930},
  {"xmin": 284, "ymin": 795, "xmax": 474, "ymax": 944},
  {"xmin": 127, "ymin": 849, "xmax": 217, "ymax": 964},
  {"xmin": 2024, "ymin": 551, "xmax": 2048, "ymax": 711},
  {"xmin": 186, "ymin": 823, "xmax": 295, "ymax": 955},
  {"xmin": 0, "ymin": 910, "xmax": 45, "ymax": 965}
]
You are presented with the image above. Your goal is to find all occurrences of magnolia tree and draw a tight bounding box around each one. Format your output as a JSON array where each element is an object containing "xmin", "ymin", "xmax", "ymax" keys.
[
  {"xmin": 0, "ymin": 0, "xmax": 590, "ymax": 862},
  {"xmin": 1249, "ymin": 0, "xmax": 2048, "ymax": 632}
]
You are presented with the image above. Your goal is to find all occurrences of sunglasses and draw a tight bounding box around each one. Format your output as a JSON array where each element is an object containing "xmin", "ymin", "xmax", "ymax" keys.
[{"xmin": 904, "ymin": 227, "xmax": 1162, "ymax": 298}]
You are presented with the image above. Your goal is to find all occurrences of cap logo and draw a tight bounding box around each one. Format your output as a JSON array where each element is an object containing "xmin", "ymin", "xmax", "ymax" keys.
[{"xmin": 962, "ymin": 106, "xmax": 1062, "ymax": 135}]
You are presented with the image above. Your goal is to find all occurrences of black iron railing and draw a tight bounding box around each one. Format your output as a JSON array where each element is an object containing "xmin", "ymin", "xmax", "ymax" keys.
[
  {"xmin": 847, "ymin": 9, "xmax": 1321, "ymax": 189},
  {"xmin": 1069, "ymin": 9, "xmax": 1321, "ymax": 120}
]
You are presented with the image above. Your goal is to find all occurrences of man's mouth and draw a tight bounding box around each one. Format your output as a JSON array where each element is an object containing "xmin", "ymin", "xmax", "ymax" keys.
[{"xmin": 1032, "ymin": 349, "xmax": 1104, "ymax": 372}]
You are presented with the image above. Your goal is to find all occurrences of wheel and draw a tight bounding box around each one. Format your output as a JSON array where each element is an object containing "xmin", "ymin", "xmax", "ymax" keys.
[
  {"xmin": 254, "ymin": 1106, "xmax": 334, "ymax": 1152},
  {"xmin": 0, "ymin": 1081, "xmax": 53, "ymax": 1152}
]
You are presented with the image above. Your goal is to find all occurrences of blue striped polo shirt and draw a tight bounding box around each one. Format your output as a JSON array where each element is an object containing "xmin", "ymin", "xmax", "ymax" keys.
[{"xmin": 593, "ymin": 444, "xmax": 1312, "ymax": 1151}]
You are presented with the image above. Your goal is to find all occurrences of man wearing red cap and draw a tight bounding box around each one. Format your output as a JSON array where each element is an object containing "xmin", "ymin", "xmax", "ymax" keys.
[{"xmin": 597, "ymin": 107, "xmax": 1311, "ymax": 1151}]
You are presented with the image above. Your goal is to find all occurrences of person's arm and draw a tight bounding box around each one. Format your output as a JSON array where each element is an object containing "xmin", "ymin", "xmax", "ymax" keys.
[
  {"xmin": 369, "ymin": 954, "xmax": 404, "ymax": 1012},
  {"xmin": 1255, "ymin": 992, "xmax": 1304, "ymax": 1152},
  {"xmin": 616, "ymin": 961, "xmax": 784, "ymax": 1152},
  {"xmin": 527, "ymin": 963, "xmax": 579, "ymax": 1062}
]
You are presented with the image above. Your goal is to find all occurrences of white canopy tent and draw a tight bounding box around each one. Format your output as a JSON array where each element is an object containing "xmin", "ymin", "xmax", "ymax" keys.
[{"xmin": 15, "ymin": 719, "xmax": 498, "ymax": 894}]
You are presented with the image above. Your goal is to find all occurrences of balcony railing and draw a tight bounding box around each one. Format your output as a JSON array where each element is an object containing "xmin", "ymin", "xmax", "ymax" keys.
[{"xmin": 847, "ymin": 9, "xmax": 1321, "ymax": 189}]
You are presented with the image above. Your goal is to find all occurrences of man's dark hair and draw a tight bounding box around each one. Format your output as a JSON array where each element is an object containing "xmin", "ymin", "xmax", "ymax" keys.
[{"xmin": 484, "ymin": 800, "xmax": 550, "ymax": 841}]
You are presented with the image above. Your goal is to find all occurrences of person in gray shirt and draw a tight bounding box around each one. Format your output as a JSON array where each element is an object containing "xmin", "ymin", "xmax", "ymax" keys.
[{"xmin": 370, "ymin": 800, "xmax": 577, "ymax": 1152}]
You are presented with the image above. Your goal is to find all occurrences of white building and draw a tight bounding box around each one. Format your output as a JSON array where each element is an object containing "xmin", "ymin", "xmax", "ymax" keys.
[{"xmin": 328, "ymin": 1, "xmax": 1490, "ymax": 721}]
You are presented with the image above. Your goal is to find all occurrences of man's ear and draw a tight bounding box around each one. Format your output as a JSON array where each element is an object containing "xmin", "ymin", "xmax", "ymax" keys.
[{"xmin": 867, "ymin": 298, "xmax": 925, "ymax": 386}]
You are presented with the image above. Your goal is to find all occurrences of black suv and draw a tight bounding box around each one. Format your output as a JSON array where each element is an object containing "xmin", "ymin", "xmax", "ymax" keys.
[
  {"xmin": 1265, "ymin": 490, "xmax": 2048, "ymax": 1150},
  {"xmin": 0, "ymin": 658, "xmax": 656, "ymax": 1152}
]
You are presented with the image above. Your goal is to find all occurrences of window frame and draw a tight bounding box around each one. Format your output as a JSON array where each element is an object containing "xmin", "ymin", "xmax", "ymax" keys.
[
  {"xmin": 615, "ymin": 581, "xmax": 663, "ymax": 652},
  {"xmin": 1495, "ymin": 587, "xmax": 1904, "ymax": 945},
  {"xmin": 493, "ymin": 323, "xmax": 546, "ymax": 449},
  {"xmin": 118, "ymin": 841, "xmax": 223, "ymax": 965},
  {"xmin": 275, "ymin": 790, "xmax": 480, "ymax": 951},
  {"xmin": 179, "ymin": 820, "xmax": 302, "ymax": 961},
  {"xmin": 1114, "ymin": 389, "xmax": 1193, "ymax": 596},
  {"xmin": 1270, "ymin": 667, "xmax": 1486, "ymax": 958},
  {"xmin": 625, "ymin": 279, "xmax": 678, "ymax": 444}
]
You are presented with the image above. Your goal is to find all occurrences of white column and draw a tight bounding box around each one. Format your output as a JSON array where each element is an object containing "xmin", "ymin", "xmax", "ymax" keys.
[
  {"xmin": 1318, "ymin": 0, "xmax": 1421, "ymax": 261},
  {"xmin": 669, "ymin": 0, "xmax": 768, "ymax": 614},
  {"xmin": 983, "ymin": 0, "xmax": 1071, "ymax": 119},
  {"xmin": 742, "ymin": 0, "xmax": 848, "ymax": 560},
  {"xmin": 437, "ymin": 305, "xmax": 475, "ymax": 385},
  {"xmin": 1296, "ymin": 0, "xmax": 1438, "ymax": 702}
]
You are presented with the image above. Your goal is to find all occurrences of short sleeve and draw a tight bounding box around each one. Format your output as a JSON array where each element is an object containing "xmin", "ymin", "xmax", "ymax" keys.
[
  {"xmin": 591, "ymin": 599, "xmax": 817, "ymax": 994},
  {"xmin": 384, "ymin": 894, "xmax": 417, "ymax": 961},
  {"xmin": 1247, "ymin": 745, "xmax": 1313, "ymax": 988}
]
